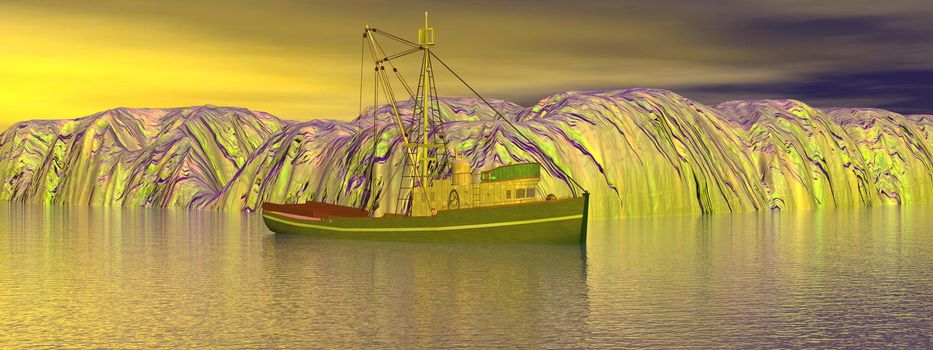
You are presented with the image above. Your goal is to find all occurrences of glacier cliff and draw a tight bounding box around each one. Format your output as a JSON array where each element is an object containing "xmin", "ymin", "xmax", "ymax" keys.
[{"xmin": 0, "ymin": 89, "xmax": 930, "ymax": 218}]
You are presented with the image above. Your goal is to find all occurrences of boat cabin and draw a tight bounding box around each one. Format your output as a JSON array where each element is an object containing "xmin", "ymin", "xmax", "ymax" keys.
[{"xmin": 409, "ymin": 156, "xmax": 545, "ymax": 216}]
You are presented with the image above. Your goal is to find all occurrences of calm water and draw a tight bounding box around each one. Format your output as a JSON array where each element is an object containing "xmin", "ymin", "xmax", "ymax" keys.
[{"xmin": 1, "ymin": 204, "xmax": 931, "ymax": 348}]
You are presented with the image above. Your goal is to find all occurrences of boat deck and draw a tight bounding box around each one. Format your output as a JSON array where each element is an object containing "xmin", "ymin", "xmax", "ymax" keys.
[{"xmin": 261, "ymin": 194, "xmax": 589, "ymax": 244}]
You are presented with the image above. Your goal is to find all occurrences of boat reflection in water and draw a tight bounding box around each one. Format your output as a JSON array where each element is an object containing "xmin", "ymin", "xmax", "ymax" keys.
[{"xmin": 266, "ymin": 235, "xmax": 589, "ymax": 347}]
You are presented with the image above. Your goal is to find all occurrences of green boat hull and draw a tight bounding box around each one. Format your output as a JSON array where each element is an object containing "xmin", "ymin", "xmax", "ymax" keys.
[{"xmin": 262, "ymin": 194, "xmax": 589, "ymax": 245}]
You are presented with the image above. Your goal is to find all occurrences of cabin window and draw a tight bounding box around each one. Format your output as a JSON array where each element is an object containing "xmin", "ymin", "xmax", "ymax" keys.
[
  {"xmin": 516, "ymin": 188, "xmax": 526, "ymax": 199},
  {"xmin": 506, "ymin": 190, "xmax": 511, "ymax": 199},
  {"xmin": 526, "ymin": 188, "xmax": 536, "ymax": 198}
]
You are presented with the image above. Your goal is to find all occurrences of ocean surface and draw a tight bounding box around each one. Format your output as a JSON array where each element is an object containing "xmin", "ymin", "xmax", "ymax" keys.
[{"xmin": 1, "ymin": 204, "xmax": 931, "ymax": 348}]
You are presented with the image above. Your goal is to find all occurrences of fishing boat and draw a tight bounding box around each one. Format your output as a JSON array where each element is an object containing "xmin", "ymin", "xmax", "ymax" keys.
[{"xmin": 261, "ymin": 13, "xmax": 589, "ymax": 244}]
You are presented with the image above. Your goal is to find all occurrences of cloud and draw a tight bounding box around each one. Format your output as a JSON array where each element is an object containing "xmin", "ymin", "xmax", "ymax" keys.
[
  {"xmin": 1, "ymin": 0, "xmax": 933, "ymax": 123},
  {"xmin": 680, "ymin": 69, "xmax": 933, "ymax": 114}
]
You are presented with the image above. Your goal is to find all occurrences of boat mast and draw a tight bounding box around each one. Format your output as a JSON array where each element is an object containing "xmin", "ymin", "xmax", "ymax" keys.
[
  {"xmin": 362, "ymin": 20, "xmax": 437, "ymax": 214},
  {"xmin": 359, "ymin": 14, "xmax": 587, "ymax": 206},
  {"xmin": 419, "ymin": 12, "xmax": 434, "ymax": 181}
]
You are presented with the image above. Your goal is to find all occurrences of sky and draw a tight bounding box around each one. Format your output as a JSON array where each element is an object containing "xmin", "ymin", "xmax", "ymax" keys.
[{"xmin": 1, "ymin": 0, "xmax": 932, "ymax": 129}]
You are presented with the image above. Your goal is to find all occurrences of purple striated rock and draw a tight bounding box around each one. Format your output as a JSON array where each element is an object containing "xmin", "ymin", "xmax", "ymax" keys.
[
  {"xmin": 823, "ymin": 108, "xmax": 933, "ymax": 204},
  {"xmin": 0, "ymin": 90, "xmax": 930, "ymax": 218},
  {"xmin": 908, "ymin": 114, "xmax": 932, "ymax": 145},
  {"xmin": 716, "ymin": 99, "xmax": 875, "ymax": 209},
  {"xmin": 0, "ymin": 106, "xmax": 289, "ymax": 207}
]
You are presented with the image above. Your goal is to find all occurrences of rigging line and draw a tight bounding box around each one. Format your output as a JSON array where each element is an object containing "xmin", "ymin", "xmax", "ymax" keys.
[
  {"xmin": 364, "ymin": 29, "xmax": 389, "ymax": 213},
  {"xmin": 370, "ymin": 35, "xmax": 408, "ymax": 121},
  {"xmin": 368, "ymin": 63, "xmax": 379, "ymax": 214},
  {"xmin": 393, "ymin": 68, "xmax": 415, "ymax": 102},
  {"xmin": 357, "ymin": 36, "xmax": 366, "ymax": 132},
  {"xmin": 427, "ymin": 57, "xmax": 450, "ymax": 151},
  {"xmin": 371, "ymin": 36, "xmax": 416, "ymax": 102},
  {"xmin": 428, "ymin": 57, "xmax": 449, "ymax": 124},
  {"xmin": 428, "ymin": 61, "xmax": 449, "ymax": 144},
  {"xmin": 365, "ymin": 30, "xmax": 435, "ymax": 212},
  {"xmin": 405, "ymin": 50, "xmax": 428, "ymax": 140},
  {"xmin": 364, "ymin": 29, "xmax": 416, "ymax": 158},
  {"xmin": 429, "ymin": 70, "xmax": 452, "ymax": 179},
  {"xmin": 370, "ymin": 28, "xmax": 421, "ymax": 48},
  {"xmin": 383, "ymin": 47, "xmax": 423, "ymax": 61},
  {"xmin": 362, "ymin": 30, "xmax": 376, "ymax": 212},
  {"xmin": 369, "ymin": 28, "xmax": 424, "ymax": 114},
  {"xmin": 367, "ymin": 27, "xmax": 433, "ymax": 211},
  {"xmin": 429, "ymin": 51, "xmax": 586, "ymax": 196},
  {"xmin": 358, "ymin": 35, "xmax": 368, "ymax": 209},
  {"xmin": 386, "ymin": 68, "xmax": 437, "ymax": 215}
]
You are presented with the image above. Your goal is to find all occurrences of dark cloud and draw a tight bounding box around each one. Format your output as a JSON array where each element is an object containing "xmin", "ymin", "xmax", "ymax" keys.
[
  {"xmin": 680, "ymin": 69, "xmax": 933, "ymax": 114},
  {"xmin": 724, "ymin": 13, "xmax": 933, "ymax": 63},
  {"xmin": 737, "ymin": 16, "xmax": 929, "ymax": 44}
]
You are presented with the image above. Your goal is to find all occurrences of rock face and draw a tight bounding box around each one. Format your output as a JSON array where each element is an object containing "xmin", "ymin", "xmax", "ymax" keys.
[
  {"xmin": 0, "ymin": 106, "xmax": 289, "ymax": 208},
  {"xmin": 910, "ymin": 115, "xmax": 933, "ymax": 145},
  {"xmin": 1, "ymin": 89, "xmax": 930, "ymax": 218}
]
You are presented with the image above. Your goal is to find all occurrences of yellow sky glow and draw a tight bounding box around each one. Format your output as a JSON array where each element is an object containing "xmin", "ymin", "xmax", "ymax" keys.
[
  {"xmin": 0, "ymin": 5, "xmax": 361, "ymax": 130},
  {"xmin": 4, "ymin": 0, "xmax": 877, "ymax": 130}
]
